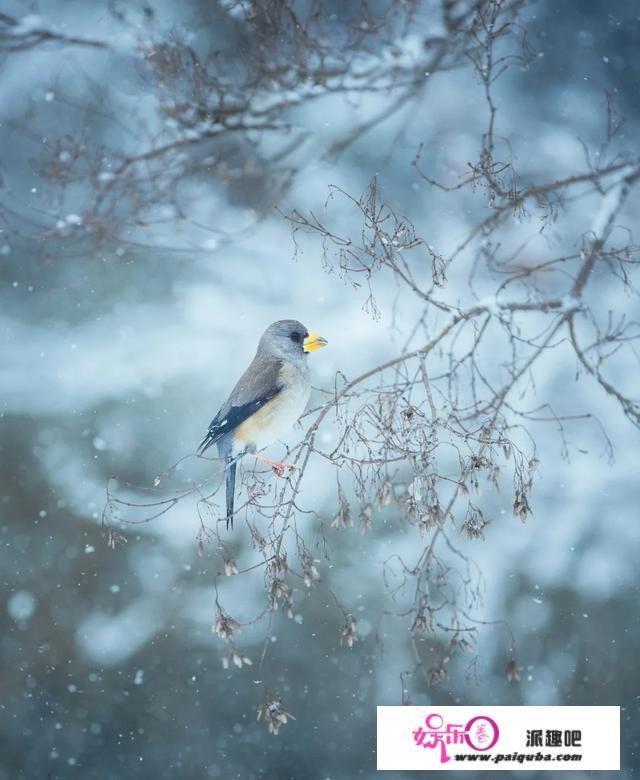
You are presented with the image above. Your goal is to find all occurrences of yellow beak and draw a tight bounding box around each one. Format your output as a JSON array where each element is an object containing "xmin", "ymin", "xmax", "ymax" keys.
[{"xmin": 303, "ymin": 332, "xmax": 328, "ymax": 353}]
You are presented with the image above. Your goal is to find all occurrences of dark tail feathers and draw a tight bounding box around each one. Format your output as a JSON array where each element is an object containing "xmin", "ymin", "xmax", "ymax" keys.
[{"xmin": 225, "ymin": 456, "xmax": 237, "ymax": 530}]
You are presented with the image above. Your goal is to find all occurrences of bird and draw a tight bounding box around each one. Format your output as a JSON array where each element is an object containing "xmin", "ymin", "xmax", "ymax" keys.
[{"xmin": 198, "ymin": 320, "xmax": 328, "ymax": 529}]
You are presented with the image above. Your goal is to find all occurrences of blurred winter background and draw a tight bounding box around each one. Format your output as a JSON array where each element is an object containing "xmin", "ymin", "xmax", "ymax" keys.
[{"xmin": 1, "ymin": 0, "xmax": 639, "ymax": 778}]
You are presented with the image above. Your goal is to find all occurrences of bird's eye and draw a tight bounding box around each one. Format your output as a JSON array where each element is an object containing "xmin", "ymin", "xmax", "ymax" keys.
[{"xmin": 290, "ymin": 331, "xmax": 301, "ymax": 343}]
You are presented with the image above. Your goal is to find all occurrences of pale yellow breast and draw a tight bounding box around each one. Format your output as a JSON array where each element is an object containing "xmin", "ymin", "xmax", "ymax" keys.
[{"xmin": 233, "ymin": 363, "xmax": 310, "ymax": 454}]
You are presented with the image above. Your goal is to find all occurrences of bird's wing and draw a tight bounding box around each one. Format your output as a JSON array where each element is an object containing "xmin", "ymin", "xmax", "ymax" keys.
[{"xmin": 198, "ymin": 354, "xmax": 284, "ymax": 454}]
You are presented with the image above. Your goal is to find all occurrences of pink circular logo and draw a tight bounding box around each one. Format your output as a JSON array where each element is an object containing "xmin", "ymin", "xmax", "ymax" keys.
[{"xmin": 464, "ymin": 715, "xmax": 500, "ymax": 751}]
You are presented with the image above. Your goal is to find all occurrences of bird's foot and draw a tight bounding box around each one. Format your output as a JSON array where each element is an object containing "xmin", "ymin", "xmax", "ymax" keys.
[
  {"xmin": 271, "ymin": 461, "xmax": 299, "ymax": 478},
  {"xmin": 254, "ymin": 451, "xmax": 299, "ymax": 477}
]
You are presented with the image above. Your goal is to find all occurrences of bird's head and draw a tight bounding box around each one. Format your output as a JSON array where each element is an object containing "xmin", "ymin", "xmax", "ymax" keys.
[{"xmin": 259, "ymin": 320, "xmax": 328, "ymax": 360}]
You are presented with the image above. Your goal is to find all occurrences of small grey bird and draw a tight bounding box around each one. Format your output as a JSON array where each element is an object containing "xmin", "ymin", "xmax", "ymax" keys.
[{"xmin": 198, "ymin": 320, "xmax": 328, "ymax": 529}]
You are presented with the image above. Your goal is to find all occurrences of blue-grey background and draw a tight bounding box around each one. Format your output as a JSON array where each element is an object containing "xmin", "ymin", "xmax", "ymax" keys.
[{"xmin": 1, "ymin": 1, "xmax": 639, "ymax": 778}]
